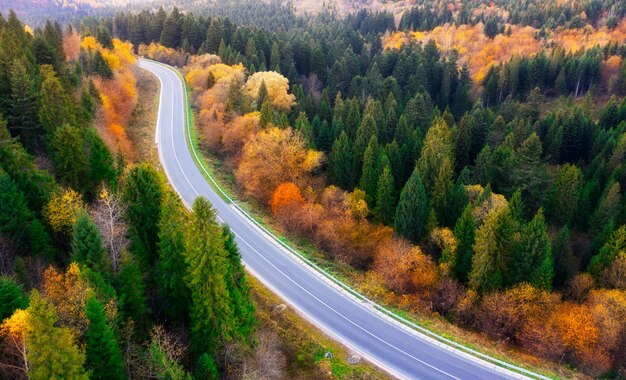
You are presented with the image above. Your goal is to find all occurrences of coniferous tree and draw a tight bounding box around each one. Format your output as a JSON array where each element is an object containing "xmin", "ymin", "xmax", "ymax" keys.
[
  {"xmin": 117, "ymin": 252, "xmax": 150, "ymax": 334},
  {"xmin": 184, "ymin": 197, "xmax": 233, "ymax": 357},
  {"xmin": 52, "ymin": 124, "xmax": 87, "ymax": 192},
  {"xmin": 359, "ymin": 136, "xmax": 381, "ymax": 208},
  {"xmin": 5, "ymin": 59, "xmax": 40, "ymax": 145},
  {"xmin": 93, "ymin": 50, "xmax": 113, "ymax": 79},
  {"xmin": 222, "ymin": 226, "xmax": 255, "ymax": 340},
  {"xmin": 394, "ymin": 168, "xmax": 428, "ymax": 243},
  {"xmin": 87, "ymin": 129, "xmax": 117, "ymax": 191},
  {"xmin": 72, "ymin": 212, "xmax": 108, "ymax": 273},
  {"xmin": 84, "ymin": 297, "xmax": 125, "ymax": 380},
  {"xmin": 156, "ymin": 190, "xmax": 190, "ymax": 321},
  {"xmin": 256, "ymin": 80, "xmax": 268, "ymax": 111},
  {"xmin": 375, "ymin": 163, "xmax": 396, "ymax": 225},
  {"xmin": 123, "ymin": 163, "xmax": 163, "ymax": 271},
  {"xmin": 38, "ymin": 66, "xmax": 76, "ymax": 138},
  {"xmin": 469, "ymin": 206, "xmax": 517, "ymax": 293},
  {"xmin": 513, "ymin": 209, "xmax": 553, "ymax": 290},
  {"xmin": 259, "ymin": 100, "xmax": 273, "ymax": 128},
  {"xmin": 329, "ymin": 131, "xmax": 353, "ymax": 190},
  {"xmin": 0, "ymin": 171, "xmax": 33, "ymax": 248},
  {"xmin": 453, "ymin": 205, "xmax": 476, "ymax": 284},
  {"xmin": 0, "ymin": 276, "xmax": 28, "ymax": 321},
  {"xmin": 552, "ymin": 225, "xmax": 575, "ymax": 288}
]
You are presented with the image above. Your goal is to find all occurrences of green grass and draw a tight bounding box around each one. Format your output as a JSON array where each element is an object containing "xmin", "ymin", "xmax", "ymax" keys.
[{"xmin": 153, "ymin": 59, "xmax": 565, "ymax": 380}]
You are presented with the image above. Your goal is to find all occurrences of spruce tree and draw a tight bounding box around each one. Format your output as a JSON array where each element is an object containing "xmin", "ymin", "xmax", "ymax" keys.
[
  {"xmin": 453, "ymin": 205, "xmax": 476, "ymax": 284},
  {"xmin": 469, "ymin": 207, "xmax": 517, "ymax": 293},
  {"xmin": 93, "ymin": 50, "xmax": 113, "ymax": 79},
  {"xmin": 88, "ymin": 129, "xmax": 117, "ymax": 191},
  {"xmin": 329, "ymin": 131, "xmax": 353, "ymax": 190},
  {"xmin": 514, "ymin": 209, "xmax": 553, "ymax": 290},
  {"xmin": 394, "ymin": 168, "xmax": 428, "ymax": 243},
  {"xmin": 123, "ymin": 163, "xmax": 164, "ymax": 271},
  {"xmin": 374, "ymin": 163, "xmax": 396, "ymax": 225},
  {"xmin": 72, "ymin": 212, "xmax": 108, "ymax": 273},
  {"xmin": 6, "ymin": 59, "xmax": 40, "ymax": 144},
  {"xmin": 84, "ymin": 297, "xmax": 125, "ymax": 380},
  {"xmin": 185, "ymin": 197, "xmax": 233, "ymax": 357},
  {"xmin": 0, "ymin": 276, "xmax": 29, "ymax": 321},
  {"xmin": 156, "ymin": 190, "xmax": 190, "ymax": 321},
  {"xmin": 38, "ymin": 65, "xmax": 76, "ymax": 139},
  {"xmin": 259, "ymin": 100, "xmax": 273, "ymax": 128},
  {"xmin": 117, "ymin": 252, "xmax": 150, "ymax": 335},
  {"xmin": 359, "ymin": 136, "xmax": 381, "ymax": 208},
  {"xmin": 0, "ymin": 171, "xmax": 33, "ymax": 248},
  {"xmin": 52, "ymin": 124, "xmax": 88, "ymax": 192},
  {"xmin": 222, "ymin": 226, "xmax": 256, "ymax": 340},
  {"xmin": 552, "ymin": 225, "xmax": 575, "ymax": 288},
  {"xmin": 257, "ymin": 80, "xmax": 268, "ymax": 111}
]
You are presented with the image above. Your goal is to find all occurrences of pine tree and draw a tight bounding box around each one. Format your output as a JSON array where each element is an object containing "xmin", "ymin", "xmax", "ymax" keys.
[
  {"xmin": 26, "ymin": 290, "xmax": 88, "ymax": 380},
  {"xmin": 513, "ymin": 209, "xmax": 553, "ymax": 290},
  {"xmin": 329, "ymin": 131, "xmax": 353, "ymax": 190},
  {"xmin": 93, "ymin": 50, "xmax": 113, "ymax": 79},
  {"xmin": 453, "ymin": 205, "xmax": 476, "ymax": 284},
  {"xmin": 259, "ymin": 100, "xmax": 273, "ymax": 128},
  {"xmin": 38, "ymin": 65, "xmax": 76, "ymax": 138},
  {"xmin": 84, "ymin": 297, "xmax": 125, "ymax": 380},
  {"xmin": 222, "ymin": 226, "xmax": 256, "ymax": 340},
  {"xmin": 6, "ymin": 59, "xmax": 40, "ymax": 145},
  {"xmin": 0, "ymin": 171, "xmax": 33, "ymax": 248},
  {"xmin": 123, "ymin": 163, "xmax": 164, "ymax": 271},
  {"xmin": 469, "ymin": 206, "xmax": 517, "ymax": 293},
  {"xmin": 72, "ymin": 212, "xmax": 108, "ymax": 273},
  {"xmin": 552, "ymin": 225, "xmax": 575, "ymax": 288},
  {"xmin": 52, "ymin": 124, "xmax": 87, "ymax": 192},
  {"xmin": 374, "ymin": 163, "xmax": 396, "ymax": 225},
  {"xmin": 185, "ymin": 197, "xmax": 233, "ymax": 357},
  {"xmin": 394, "ymin": 168, "xmax": 429, "ymax": 243},
  {"xmin": 0, "ymin": 276, "xmax": 28, "ymax": 321},
  {"xmin": 156, "ymin": 190, "xmax": 190, "ymax": 321},
  {"xmin": 257, "ymin": 80, "xmax": 268, "ymax": 111},
  {"xmin": 117, "ymin": 252, "xmax": 150, "ymax": 334},
  {"xmin": 359, "ymin": 136, "xmax": 381, "ymax": 208},
  {"xmin": 88, "ymin": 129, "xmax": 117, "ymax": 191}
]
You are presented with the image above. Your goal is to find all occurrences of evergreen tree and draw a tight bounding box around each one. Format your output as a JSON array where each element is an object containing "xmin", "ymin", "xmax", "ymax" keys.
[
  {"xmin": 93, "ymin": 50, "xmax": 113, "ymax": 79},
  {"xmin": 374, "ymin": 163, "xmax": 396, "ymax": 225},
  {"xmin": 117, "ymin": 252, "xmax": 150, "ymax": 334},
  {"xmin": 469, "ymin": 206, "xmax": 517, "ymax": 293},
  {"xmin": 417, "ymin": 117, "xmax": 454, "ymax": 192},
  {"xmin": 185, "ymin": 197, "xmax": 233, "ymax": 357},
  {"xmin": 0, "ymin": 276, "xmax": 28, "ymax": 321},
  {"xmin": 156, "ymin": 190, "xmax": 190, "ymax": 321},
  {"xmin": 513, "ymin": 209, "xmax": 553, "ymax": 290},
  {"xmin": 123, "ymin": 163, "xmax": 164, "ymax": 271},
  {"xmin": 5, "ymin": 59, "xmax": 40, "ymax": 145},
  {"xmin": 259, "ymin": 100, "xmax": 273, "ymax": 128},
  {"xmin": 359, "ymin": 136, "xmax": 381, "ymax": 208},
  {"xmin": 552, "ymin": 225, "xmax": 575, "ymax": 288},
  {"xmin": 38, "ymin": 65, "xmax": 76, "ymax": 138},
  {"xmin": 256, "ymin": 80, "xmax": 268, "ymax": 111},
  {"xmin": 394, "ymin": 168, "xmax": 429, "ymax": 243},
  {"xmin": 84, "ymin": 297, "xmax": 125, "ymax": 380},
  {"xmin": 512, "ymin": 133, "xmax": 548, "ymax": 212},
  {"xmin": 589, "ymin": 225, "xmax": 626, "ymax": 281},
  {"xmin": 0, "ymin": 171, "xmax": 33, "ymax": 248},
  {"xmin": 88, "ymin": 129, "xmax": 117, "ymax": 191},
  {"xmin": 329, "ymin": 131, "xmax": 353, "ymax": 190},
  {"xmin": 26, "ymin": 290, "xmax": 88, "ymax": 380},
  {"xmin": 222, "ymin": 226, "xmax": 256, "ymax": 340},
  {"xmin": 453, "ymin": 205, "xmax": 476, "ymax": 284},
  {"xmin": 28, "ymin": 218, "xmax": 55, "ymax": 261},
  {"xmin": 72, "ymin": 212, "xmax": 108, "ymax": 273},
  {"xmin": 52, "ymin": 124, "xmax": 87, "ymax": 192},
  {"xmin": 547, "ymin": 164, "xmax": 582, "ymax": 225}
]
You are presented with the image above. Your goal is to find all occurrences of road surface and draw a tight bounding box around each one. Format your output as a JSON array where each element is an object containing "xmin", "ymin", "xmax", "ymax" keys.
[{"xmin": 139, "ymin": 58, "xmax": 534, "ymax": 380}]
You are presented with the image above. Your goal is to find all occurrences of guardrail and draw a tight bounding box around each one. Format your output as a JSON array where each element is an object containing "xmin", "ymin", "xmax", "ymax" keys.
[{"xmin": 143, "ymin": 58, "xmax": 554, "ymax": 380}]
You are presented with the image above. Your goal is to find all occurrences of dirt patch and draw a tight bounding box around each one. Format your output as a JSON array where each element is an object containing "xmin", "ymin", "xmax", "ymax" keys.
[{"xmin": 127, "ymin": 66, "xmax": 160, "ymax": 164}]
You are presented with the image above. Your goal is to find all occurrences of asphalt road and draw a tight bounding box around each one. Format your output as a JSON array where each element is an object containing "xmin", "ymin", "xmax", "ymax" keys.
[{"xmin": 139, "ymin": 58, "xmax": 528, "ymax": 380}]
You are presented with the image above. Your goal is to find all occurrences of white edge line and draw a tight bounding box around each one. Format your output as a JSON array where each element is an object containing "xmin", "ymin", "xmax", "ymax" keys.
[{"xmin": 139, "ymin": 58, "xmax": 551, "ymax": 380}]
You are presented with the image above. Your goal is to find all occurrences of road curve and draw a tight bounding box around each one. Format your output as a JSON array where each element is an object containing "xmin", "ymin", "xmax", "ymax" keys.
[{"xmin": 139, "ymin": 58, "xmax": 529, "ymax": 380}]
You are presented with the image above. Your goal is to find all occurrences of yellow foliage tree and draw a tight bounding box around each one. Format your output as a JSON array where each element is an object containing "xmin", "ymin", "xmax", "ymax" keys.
[
  {"xmin": 245, "ymin": 71, "xmax": 296, "ymax": 110},
  {"xmin": 43, "ymin": 189, "xmax": 85, "ymax": 236}
]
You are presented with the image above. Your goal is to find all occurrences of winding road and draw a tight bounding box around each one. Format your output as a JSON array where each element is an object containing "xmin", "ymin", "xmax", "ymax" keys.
[{"xmin": 139, "ymin": 58, "xmax": 540, "ymax": 380}]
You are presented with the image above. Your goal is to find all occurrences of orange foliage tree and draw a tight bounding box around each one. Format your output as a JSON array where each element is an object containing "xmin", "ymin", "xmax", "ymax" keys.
[{"xmin": 270, "ymin": 182, "xmax": 305, "ymax": 215}]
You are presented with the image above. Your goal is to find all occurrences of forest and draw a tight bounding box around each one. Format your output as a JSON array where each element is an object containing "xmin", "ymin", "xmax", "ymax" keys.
[
  {"xmin": 95, "ymin": 0, "xmax": 626, "ymax": 377},
  {"xmin": 1, "ymin": 0, "xmax": 626, "ymax": 378},
  {"xmin": 0, "ymin": 10, "xmax": 273, "ymax": 380}
]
